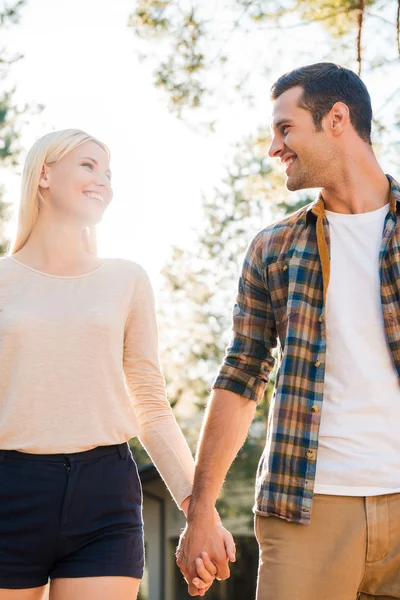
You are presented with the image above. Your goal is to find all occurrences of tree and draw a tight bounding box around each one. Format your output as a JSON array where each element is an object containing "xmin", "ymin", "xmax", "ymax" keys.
[
  {"xmin": 0, "ymin": 0, "xmax": 40, "ymax": 255},
  {"xmin": 130, "ymin": 0, "xmax": 400, "ymax": 519},
  {"xmin": 157, "ymin": 130, "xmax": 312, "ymax": 518},
  {"xmin": 130, "ymin": 0, "xmax": 400, "ymax": 117}
]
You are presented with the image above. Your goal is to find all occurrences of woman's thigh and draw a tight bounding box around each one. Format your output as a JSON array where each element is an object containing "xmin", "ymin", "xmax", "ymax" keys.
[
  {"xmin": 49, "ymin": 577, "xmax": 140, "ymax": 600},
  {"xmin": 0, "ymin": 586, "xmax": 47, "ymax": 600}
]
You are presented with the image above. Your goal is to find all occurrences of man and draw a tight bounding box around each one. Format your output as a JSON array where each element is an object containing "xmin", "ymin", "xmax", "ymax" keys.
[{"xmin": 176, "ymin": 62, "xmax": 400, "ymax": 599}]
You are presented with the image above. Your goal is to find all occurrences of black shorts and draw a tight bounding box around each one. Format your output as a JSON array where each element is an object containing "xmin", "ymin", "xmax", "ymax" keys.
[{"xmin": 0, "ymin": 442, "xmax": 144, "ymax": 589}]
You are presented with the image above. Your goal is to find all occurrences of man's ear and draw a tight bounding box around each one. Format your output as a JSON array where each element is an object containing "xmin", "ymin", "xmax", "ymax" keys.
[
  {"xmin": 325, "ymin": 102, "xmax": 350, "ymax": 137},
  {"xmin": 39, "ymin": 163, "xmax": 51, "ymax": 189}
]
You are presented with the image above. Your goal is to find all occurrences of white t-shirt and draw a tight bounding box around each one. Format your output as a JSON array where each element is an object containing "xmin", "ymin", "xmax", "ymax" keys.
[
  {"xmin": 0, "ymin": 256, "xmax": 194, "ymax": 506},
  {"xmin": 314, "ymin": 203, "xmax": 400, "ymax": 496}
]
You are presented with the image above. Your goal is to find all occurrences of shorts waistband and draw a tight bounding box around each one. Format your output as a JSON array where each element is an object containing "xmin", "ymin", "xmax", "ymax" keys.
[{"xmin": 0, "ymin": 442, "xmax": 130, "ymax": 464}]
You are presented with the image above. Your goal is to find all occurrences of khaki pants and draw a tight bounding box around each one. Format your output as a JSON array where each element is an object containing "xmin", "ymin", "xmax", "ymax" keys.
[{"xmin": 255, "ymin": 494, "xmax": 400, "ymax": 600}]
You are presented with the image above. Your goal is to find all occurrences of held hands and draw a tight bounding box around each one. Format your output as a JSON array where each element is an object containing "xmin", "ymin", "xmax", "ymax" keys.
[{"xmin": 176, "ymin": 510, "xmax": 236, "ymax": 597}]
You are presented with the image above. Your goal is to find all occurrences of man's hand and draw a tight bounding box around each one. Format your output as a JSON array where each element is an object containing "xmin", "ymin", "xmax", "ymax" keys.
[
  {"xmin": 176, "ymin": 390, "xmax": 253, "ymax": 595},
  {"xmin": 176, "ymin": 512, "xmax": 236, "ymax": 597}
]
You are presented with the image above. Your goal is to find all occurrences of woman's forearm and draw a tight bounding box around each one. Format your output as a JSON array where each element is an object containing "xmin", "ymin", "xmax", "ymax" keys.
[{"xmin": 138, "ymin": 409, "xmax": 195, "ymax": 508}]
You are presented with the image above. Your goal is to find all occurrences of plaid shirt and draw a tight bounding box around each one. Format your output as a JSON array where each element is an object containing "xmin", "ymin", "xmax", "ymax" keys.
[{"xmin": 213, "ymin": 175, "xmax": 400, "ymax": 524}]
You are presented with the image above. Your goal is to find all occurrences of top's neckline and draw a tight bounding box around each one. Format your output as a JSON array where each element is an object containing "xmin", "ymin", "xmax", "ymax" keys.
[
  {"xmin": 325, "ymin": 202, "xmax": 390, "ymax": 221},
  {"xmin": 7, "ymin": 256, "xmax": 107, "ymax": 279}
]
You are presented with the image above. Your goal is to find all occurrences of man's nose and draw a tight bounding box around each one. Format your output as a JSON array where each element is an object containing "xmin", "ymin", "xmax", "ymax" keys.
[{"xmin": 268, "ymin": 136, "xmax": 284, "ymax": 158}]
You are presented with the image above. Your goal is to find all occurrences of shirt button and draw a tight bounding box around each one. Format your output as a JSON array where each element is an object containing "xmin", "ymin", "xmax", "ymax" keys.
[
  {"xmin": 314, "ymin": 360, "xmax": 321, "ymax": 367},
  {"xmin": 282, "ymin": 264, "xmax": 288, "ymax": 271},
  {"xmin": 306, "ymin": 450, "xmax": 316, "ymax": 459},
  {"xmin": 311, "ymin": 405, "xmax": 319, "ymax": 413}
]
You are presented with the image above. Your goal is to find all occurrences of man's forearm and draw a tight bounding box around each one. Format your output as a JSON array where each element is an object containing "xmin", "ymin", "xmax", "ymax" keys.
[{"xmin": 188, "ymin": 388, "xmax": 256, "ymax": 522}]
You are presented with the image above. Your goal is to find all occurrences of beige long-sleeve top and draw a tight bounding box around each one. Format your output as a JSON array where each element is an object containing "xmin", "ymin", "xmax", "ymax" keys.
[{"xmin": 0, "ymin": 256, "xmax": 194, "ymax": 506}]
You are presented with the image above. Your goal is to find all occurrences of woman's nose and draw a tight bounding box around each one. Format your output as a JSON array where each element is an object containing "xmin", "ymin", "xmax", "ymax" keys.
[{"xmin": 95, "ymin": 174, "xmax": 111, "ymax": 187}]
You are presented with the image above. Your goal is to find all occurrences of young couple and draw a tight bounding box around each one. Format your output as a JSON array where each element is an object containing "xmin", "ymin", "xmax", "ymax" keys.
[{"xmin": 1, "ymin": 62, "xmax": 399, "ymax": 600}]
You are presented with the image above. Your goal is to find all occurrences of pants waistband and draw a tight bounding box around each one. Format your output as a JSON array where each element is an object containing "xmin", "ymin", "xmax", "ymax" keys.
[{"xmin": 0, "ymin": 442, "xmax": 129, "ymax": 464}]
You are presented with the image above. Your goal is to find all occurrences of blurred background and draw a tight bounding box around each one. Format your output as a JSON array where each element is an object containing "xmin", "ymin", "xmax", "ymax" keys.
[{"xmin": 1, "ymin": 1, "xmax": 400, "ymax": 598}]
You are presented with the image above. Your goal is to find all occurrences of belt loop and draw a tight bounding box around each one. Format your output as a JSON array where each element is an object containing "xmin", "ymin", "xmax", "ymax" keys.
[
  {"xmin": 0, "ymin": 450, "xmax": 5, "ymax": 465},
  {"xmin": 117, "ymin": 443, "xmax": 127, "ymax": 460}
]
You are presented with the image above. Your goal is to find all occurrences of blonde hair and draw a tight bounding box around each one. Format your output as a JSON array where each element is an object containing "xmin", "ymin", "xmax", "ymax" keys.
[{"xmin": 8, "ymin": 128, "xmax": 110, "ymax": 256}]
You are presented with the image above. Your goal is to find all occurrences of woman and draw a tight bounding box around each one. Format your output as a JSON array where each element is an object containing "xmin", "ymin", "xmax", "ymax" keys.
[{"xmin": 0, "ymin": 129, "xmax": 234, "ymax": 600}]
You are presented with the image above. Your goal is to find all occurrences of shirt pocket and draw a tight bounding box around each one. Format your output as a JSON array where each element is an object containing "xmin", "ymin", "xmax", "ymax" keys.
[
  {"xmin": 267, "ymin": 257, "xmax": 322, "ymax": 349},
  {"xmin": 267, "ymin": 260, "xmax": 289, "ymax": 327}
]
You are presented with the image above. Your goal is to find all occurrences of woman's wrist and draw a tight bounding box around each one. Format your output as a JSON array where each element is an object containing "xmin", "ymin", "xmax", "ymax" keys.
[{"xmin": 180, "ymin": 495, "xmax": 191, "ymax": 517}]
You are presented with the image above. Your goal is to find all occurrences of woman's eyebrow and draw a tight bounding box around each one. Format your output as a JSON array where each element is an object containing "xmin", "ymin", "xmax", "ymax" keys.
[{"xmin": 81, "ymin": 156, "xmax": 112, "ymax": 177}]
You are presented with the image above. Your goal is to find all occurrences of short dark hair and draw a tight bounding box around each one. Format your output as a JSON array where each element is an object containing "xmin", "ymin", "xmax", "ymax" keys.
[{"xmin": 270, "ymin": 62, "xmax": 372, "ymax": 144}]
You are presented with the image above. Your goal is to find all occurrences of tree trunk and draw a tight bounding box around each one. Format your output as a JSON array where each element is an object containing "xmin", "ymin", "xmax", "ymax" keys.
[{"xmin": 356, "ymin": 0, "xmax": 366, "ymax": 75}]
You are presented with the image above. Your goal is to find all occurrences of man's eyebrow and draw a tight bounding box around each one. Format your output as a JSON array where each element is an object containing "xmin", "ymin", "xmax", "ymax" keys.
[
  {"xmin": 271, "ymin": 119, "xmax": 294, "ymax": 132},
  {"xmin": 81, "ymin": 156, "xmax": 112, "ymax": 177}
]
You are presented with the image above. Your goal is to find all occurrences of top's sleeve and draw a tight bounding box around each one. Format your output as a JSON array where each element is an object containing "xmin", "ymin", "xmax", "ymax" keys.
[
  {"xmin": 212, "ymin": 233, "xmax": 277, "ymax": 403},
  {"xmin": 123, "ymin": 267, "xmax": 194, "ymax": 507}
]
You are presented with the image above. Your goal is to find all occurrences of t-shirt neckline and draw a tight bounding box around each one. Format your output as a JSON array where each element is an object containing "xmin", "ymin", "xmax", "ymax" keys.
[
  {"xmin": 325, "ymin": 202, "xmax": 390, "ymax": 222},
  {"xmin": 7, "ymin": 256, "xmax": 107, "ymax": 279}
]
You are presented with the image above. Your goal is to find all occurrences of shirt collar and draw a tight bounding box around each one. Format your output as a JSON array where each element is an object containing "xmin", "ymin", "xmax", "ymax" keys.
[{"xmin": 305, "ymin": 174, "xmax": 400, "ymax": 226}]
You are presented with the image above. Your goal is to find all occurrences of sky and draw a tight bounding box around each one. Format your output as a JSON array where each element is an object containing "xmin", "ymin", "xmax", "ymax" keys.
[
  {"xmin": 2, "ymin": 0, "xmax": 233, "ymax": 288},
  {"xmin": 2, "ymin": 0, "xmax": 400, "ymax": 291}
]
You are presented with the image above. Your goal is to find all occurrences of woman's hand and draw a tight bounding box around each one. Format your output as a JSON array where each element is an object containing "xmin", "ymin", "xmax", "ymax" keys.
[
  {"xmin": 176, "ymin": 505, "xmax": 236, "ymax": 596},
  {"xmin": 192, "ymin": 523, "xmax": 236, "ymax": 592},
  {"xmin": 191, "ymin": 552, "xmax": 218, "ymax": 594}
]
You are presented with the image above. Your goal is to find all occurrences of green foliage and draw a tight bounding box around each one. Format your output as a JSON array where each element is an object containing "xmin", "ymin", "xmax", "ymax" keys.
[
  {"xmin": 0, "ymin": 0, "xmax": 27, "ymax": 167},
  {"xmin": 296, "ymin": 0, "xmax": 365, "ymax": 37},
  {"xmin": 130, "ymin": 1, "xmax": 207, "ymax": 113},
  {"xmin": 132, "ymin": 0, "xmax": 172, "ymax": 34},
  {"xmin": 0, "ymin": 88, "xmax": 22, "ymax": 167},
  {"xmin": 129, "ymin": 436, "xmax": 152, "ymax": 466},
  {"xmin": 158, "ymin": 129, "xmax": 311, "ymax": 515},
  {"xmin": 0, "ymin": 1, "xmax": 42, "ymax": 257},
  {"xmin": 159, "ymin": 130, "xmax": 285, "ymax": 423},
  {"xmin": 0, "ymin": 0, "xmax": 24, "ymax": 26},
  {"xmin": 131, "ymin": 0, "xmax": 400, "ymax": 113},
  {"xmin": 132, "ymin": 0, "xmax": 399, "ymax": 514}
]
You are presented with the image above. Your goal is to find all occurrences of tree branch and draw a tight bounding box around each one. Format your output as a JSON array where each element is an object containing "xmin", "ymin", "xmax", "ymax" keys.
[
  {"xmin": 247, "ymin": 7, "xmax": 357, "ymax": 31},
  {"xmin": 356, "ymin": 0, "xmax": 366, "ymax": 75},
  {"xmin": 0, "ymin": 0, "xmax": 25, "ymax": 27},
  {"xmin": 210, "ymin": 3, "xmax": 252, "ymax": 65}
]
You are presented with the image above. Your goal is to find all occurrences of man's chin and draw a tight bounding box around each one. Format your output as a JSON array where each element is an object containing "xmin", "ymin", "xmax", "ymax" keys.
[
  {"xmin": 286, "ymin": 176, "xmax": 319, "ymax": 192},
  {"xmin": 286, "ymin": 177, "xmax": 303, "ymax": 192}
]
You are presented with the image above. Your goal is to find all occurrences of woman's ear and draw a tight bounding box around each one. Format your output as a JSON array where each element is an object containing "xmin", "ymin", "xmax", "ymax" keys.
[{"xmin": 39, "ymin": 163, "xmax": 50, "ymax": 189}]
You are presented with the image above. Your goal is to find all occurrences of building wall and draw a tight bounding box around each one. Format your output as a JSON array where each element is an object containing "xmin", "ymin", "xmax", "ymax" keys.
[{"xmin": 142, "ymin": 477, "xmax": 186, "ymax": 600}]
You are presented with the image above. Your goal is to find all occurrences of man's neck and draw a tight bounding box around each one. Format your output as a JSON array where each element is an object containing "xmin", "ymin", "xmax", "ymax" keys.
[{"xmin": 320, "ymin": 157, "xmax": 390, "ymax": 215}]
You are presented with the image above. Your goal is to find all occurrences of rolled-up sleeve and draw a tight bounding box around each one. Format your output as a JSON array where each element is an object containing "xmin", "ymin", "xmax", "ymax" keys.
[{"xmin": 212, "ymin": 232, "xmax": 277, "ymax": 403}]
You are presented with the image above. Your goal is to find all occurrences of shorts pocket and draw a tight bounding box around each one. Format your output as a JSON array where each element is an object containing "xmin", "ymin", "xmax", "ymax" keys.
[{"xmin": 102, "ymin": 453, "xmax": 143, "ymax": 520}]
